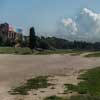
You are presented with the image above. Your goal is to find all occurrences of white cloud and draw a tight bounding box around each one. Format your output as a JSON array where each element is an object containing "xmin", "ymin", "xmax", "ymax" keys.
[
  {"xmin": 62, "ymin": 18, "xmax": 78, "ymax": 33},
  {"xmin": 56, "ymin": 8, "xmax": 100, "ymax": 42}
]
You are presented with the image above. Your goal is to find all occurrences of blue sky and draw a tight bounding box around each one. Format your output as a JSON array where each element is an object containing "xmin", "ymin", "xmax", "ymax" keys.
[{"xmin": 0, "ymin": 0, "xmax": 100, "ymax": 36}]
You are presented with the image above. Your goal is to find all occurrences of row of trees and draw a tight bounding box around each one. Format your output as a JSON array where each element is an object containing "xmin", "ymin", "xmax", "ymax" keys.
[
  {"xmin": 28, "ymin": 27, "xmax": 100, "ymax": 51},
  {"xmin": 0, "ymin": 26, "xmax": 100, "ymax": 51}
]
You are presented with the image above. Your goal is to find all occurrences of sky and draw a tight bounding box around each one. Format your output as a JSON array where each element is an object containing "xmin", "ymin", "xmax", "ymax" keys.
[{"xmin": 0, "ymin": 0, "xmax": 100, "ymax": 41}]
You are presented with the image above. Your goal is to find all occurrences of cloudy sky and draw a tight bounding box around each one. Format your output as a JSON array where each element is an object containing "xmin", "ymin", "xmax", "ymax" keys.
[
  {"xmin": 0, "ymin": 0, "xmax": 100, "ymax": 41},
  {"xmin": 56, "ymin": 8, "xmax": 100, "ymax": 42}
]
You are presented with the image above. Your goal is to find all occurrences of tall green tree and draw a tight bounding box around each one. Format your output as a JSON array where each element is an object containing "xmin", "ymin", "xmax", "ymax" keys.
[{"xmin": 29, "ymin": 27, "xmax": 36, "ymax": 49}]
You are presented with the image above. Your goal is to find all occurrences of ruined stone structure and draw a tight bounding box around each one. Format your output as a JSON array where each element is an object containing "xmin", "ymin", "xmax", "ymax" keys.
[{"xmin": 0, "ymin": 23, "xmax": 23, "ymax": 46}]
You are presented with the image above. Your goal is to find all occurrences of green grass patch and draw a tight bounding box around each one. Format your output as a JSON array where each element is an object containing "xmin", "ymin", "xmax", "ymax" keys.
[
  {"xmin": 9, "ymin": 76, "xmax": 52, "ymax": 95},
  {"xmin": 85, "ymin": 52, "xmax": 100, "ymax": 57},
  {"xmin": 44, "ymin": 67, "xmax": 100, "ymax": 100},
  {"xmin": 34, "ymin": 50, "xmax": 85, "ymax": 55},
  {"xmin": 44, "ymin": 95, "xmax": 100, "ymax": 100},
  {"xmin": 44, "ymin": 95, "xmax": 67, "ymax": 100},
  {"xmin": 0, "ymin": 47, "xmax": 85, "ymax": 55},
  {"xmin": 0, "ymin": 47, "xmax": 32, "ymax": 55},
  {"xmin": 64, "ymin": 67, "xmax": 100, "ymax": 96},
  {"xmin": 64, "ymin": 84, "xmax": 78, "ymax": 93},
  {"xmin": 69, "ymin": 95, "xmax": 100, "ymax": 100}
]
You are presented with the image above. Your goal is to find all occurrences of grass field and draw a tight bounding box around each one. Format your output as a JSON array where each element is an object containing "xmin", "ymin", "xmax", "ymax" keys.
[
  {"xmin": 44, "ymin": 95, "xmax": 100, "ymax": 100},
  {"xmin": 0, "ymin": 47, "xmax": 32, "ymax": 54},
  {"xmin": 34, "ymin": 49, "xmax": 84, "ymax": 55},
  {"xmin": 69, "ymin": 95, "xmax": 100, "ymax": 100},
  {"xmin": 85, "ymin": 51, "xmax": 100, "ymax": 57},
  {"xmin": 44, "ymin": 67, "xmax": 100, "ymax": 100},
  {"xmin": 64, "ymin": 67, "xmax": 100, "ymax": 99},
  {"xmin": 0, "ymin": 47, "xmax": 85, "ymax": 55},
  {"xmin": 78, "ymin": 67, "xmax": 100, "ymax": 95}
]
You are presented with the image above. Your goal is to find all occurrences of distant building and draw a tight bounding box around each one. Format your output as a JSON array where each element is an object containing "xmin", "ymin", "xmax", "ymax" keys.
[
  {"xmin": 8, "ymin": 25, "xmax": 17, "ymax": 41},
  {"xmin": 0, "ymin": 23, "xmax": 9, "ymax": 42},
  {"xmin": 0, "ymin": 23, "xmax": 23, "ymax": 45}
]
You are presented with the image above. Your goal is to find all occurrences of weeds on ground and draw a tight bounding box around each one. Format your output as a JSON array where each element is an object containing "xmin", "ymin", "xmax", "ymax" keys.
[
  {"xmin": 43, "ymin": 67, "xmax": 100, "ymax": 100},
  {"xmin": 64, "ymin": 67, "xmax": 100, "ymax": 95},
  {"xmin": 44, "ymin": 95, "xmax": 67, "ymax": 100},
  {"xmin": 9, "ymin": 76, "xmax": 52, "ymax": 95}
]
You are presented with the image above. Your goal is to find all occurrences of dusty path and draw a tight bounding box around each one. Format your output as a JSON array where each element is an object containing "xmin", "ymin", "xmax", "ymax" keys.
[{"xmin": 0, "ymin": 54, "xmax": 100, "ymax": 100}]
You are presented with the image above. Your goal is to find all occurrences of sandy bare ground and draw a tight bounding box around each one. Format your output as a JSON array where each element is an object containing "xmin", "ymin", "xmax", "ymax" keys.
[{"xmin": 0, "ymin": 54, "xmax": 100, "ymax": 100}]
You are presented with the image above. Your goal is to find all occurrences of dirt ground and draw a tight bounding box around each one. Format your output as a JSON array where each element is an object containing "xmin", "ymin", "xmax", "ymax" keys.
[{"xmin": 0, "ymin": 54, "xmax": 100, "ymax": 100}]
